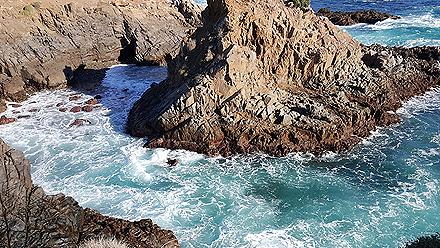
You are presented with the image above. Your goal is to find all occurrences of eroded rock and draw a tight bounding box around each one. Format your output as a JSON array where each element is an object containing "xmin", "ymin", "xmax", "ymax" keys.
[
  {"xmin": 127, "ymin": 0, "xmax": 440, "ymax": 156},
  {"xmin": 0, "ymin": 138, "xmax": 179, "ymax": 247}
]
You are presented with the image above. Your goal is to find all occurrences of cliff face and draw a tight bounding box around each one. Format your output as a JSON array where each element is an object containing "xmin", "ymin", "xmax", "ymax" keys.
[
  {"xmin": 0, "ymin": 0, "xmax": 199, "ymax": 112},
  {"xmin": 127, "ymin": 0, "xmax": 440, "ymax": 156},
  {"xmin": 0, "ymin": 138, "xmax": 179, "ymax": 248}
]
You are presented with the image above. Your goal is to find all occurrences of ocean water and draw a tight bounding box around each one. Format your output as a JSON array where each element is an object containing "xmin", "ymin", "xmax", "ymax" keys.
[
  {"xmin": 312, "ymin": 0, "xmax": 440, "ymax": 46},
  {"xmin": 1, "ymin": 0, "xmax": 439, "ymax": 247}
]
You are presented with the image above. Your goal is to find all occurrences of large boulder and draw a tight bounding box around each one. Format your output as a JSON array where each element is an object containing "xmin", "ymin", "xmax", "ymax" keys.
[
  {"xmin": 127, "ymin": 0, "xmax": 440, "ymax": 156},
  {"xmin": 0, "ymin": 0, "xmax": 201, "ymax": 111},
  {"xmin": 0, "ymin": 138, "xmax": 179, "ymax": 247}
]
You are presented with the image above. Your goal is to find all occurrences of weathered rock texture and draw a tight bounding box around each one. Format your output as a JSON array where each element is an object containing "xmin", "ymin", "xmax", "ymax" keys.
[
  {"xmin": 0, "ymin": 138, "xmax": 179, "ymax": 248},
  {"xmin": 317, "ymin": 8, "xmax": 400, "ymax": 26},
  {"xmin": 127, "ymin": 0, "xmax": 440, "ymax": 156},
  {"xmin": 0, "ymin": 0, "xmax": 200, "ymax": 112}
]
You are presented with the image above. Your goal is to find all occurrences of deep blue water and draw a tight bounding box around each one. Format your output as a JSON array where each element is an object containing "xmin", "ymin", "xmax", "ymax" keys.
[
  {"xmin": 0, "ymin": 0, "xmax": 439, "ymax": 247},
  {"xmin": 314, "ymin": 0, "xmax": 440, "ymax": 46}
]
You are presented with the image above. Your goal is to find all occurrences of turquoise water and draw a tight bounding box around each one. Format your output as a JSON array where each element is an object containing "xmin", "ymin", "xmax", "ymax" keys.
[
  {"xmin": 1, "ymin": 65, "xmax": 439, "ymax": 247},
  {"xmin": 316, "ymin": 0, "xmax": 440, "ymax": 46},
  {"xmin": 1, "ymin": 1, "xmax": 439, "ymax": 247}
]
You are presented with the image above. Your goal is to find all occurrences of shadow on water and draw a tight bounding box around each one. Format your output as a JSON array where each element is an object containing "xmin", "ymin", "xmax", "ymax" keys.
[{"xmin": 64, "ymin": 64, "xmax": 168, "ymax": 135}]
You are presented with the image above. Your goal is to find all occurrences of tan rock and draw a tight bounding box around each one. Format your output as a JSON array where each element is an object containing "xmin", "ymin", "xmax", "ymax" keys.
[{"xmin": 128, "ymin": 0, "xmax": 440, "ymax": 156}]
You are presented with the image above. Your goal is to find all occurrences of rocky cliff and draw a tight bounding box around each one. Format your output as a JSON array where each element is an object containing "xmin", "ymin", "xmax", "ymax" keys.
[
  {"xmin": 0, "ymin": 138, "xmax": 179, "ymax": 247},
  {"xmin": 127, "ymin": 0, "xmax": 440, "ymax": 156},
  {"xmin": 0, "ymin": 0, "xmax": 200, "ymax": 112}
]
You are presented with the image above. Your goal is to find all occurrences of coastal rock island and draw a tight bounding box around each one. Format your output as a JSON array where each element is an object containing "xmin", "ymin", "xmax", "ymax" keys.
[
  {"xmin": 127, "ymin": 0, "xmax": 440, "ymax": 156},
  {"xmin": 317, "ymin": 8, "xmax": 401, "ymax": 26}
]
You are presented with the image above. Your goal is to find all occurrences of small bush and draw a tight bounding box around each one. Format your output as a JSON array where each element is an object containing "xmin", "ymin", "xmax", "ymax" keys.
[
  {"xmin": 285, "ymin": 0, "xmax": 310, "ymax": 9},
  {"xmin": 19, "ymin": 2, "xmax": 40, "ymax": 16},
  {"xmin": 80, "ymin": 237, "xmax": 130, "ymax": 248},
  {"xmin": 404, "ymin": 233, "xmax": 440, "ymax": 248},
  {"xmin": 19, "ymin": 5, "xmax": 35, "ymax": 16}
]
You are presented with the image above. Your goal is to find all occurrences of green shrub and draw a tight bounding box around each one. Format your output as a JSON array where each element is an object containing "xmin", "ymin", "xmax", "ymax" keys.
[
  {"xmin": 285, "ymin": 0, "xmax": 310, "ymax": 9},
  {"xmin": 19, "ymin": 2, "xmax": 40, "ymax": 16},
  {"xmin": 20, "ymin": 5, "xmax": 34, "ymax": 16}
]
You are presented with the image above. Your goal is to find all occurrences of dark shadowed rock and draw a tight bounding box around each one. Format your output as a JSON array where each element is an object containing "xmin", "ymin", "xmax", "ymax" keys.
[
  {"xmin": 0, "ymin": 138, "xmax": 179, "ymax": 247},
  {"xmin": 317, "ymin": 8, "xmax": 400, "ymax": 26},
  {"xmin": 404, "ymin": 233, "xmax": 440, "ymax": 248},
  {"xmin": 166, "ymin": 158, "xmax": 179, "ymax": 167},
  {"xmin": 127, "ymin": 0, "xmax": 440, "ymax": 157},
  {"xmin": 59, "ymin": 107, "xmax": 68, "ymax": 112}
]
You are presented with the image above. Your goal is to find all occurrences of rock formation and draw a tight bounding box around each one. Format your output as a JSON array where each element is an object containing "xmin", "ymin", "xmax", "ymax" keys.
[
  {"xmin": 317, "ymin": 8, "xmax": 400, "ymax": 26},
  {"xmin": 0, "ymin": 138, "xmax": 179, "ymax": 247},
  {"xmin": 0, "ymin": 0, "xmax": 201, "ymax": 112},
  {"xmin": 127, "ymin": 0, "xmax": 440, "ymax": 156}
]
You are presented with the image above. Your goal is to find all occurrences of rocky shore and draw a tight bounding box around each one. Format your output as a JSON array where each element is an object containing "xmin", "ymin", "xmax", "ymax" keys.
[
  {"xmin": 0, "ymin": 0, "xmax": 205, "ymax": 246},
  {"xmin": 317, "ymin": 8, "xmax": 400, "ymax": 26},
  {"xmin": 0, "ymin": 138, "xmax": 179, "ymax": 247},
  {"xmin": 127, "ymin": 0, "xmax": 440, "ymax": 156},
  {"xmin": 0, "ymin": 0, "xmax": 200, "ymax": 112}
]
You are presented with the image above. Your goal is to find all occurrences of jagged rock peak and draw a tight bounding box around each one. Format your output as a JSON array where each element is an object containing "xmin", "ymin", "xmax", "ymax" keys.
[{"xmin": 127, "ymin": 0, "xmax": 440, "ymax": 156}]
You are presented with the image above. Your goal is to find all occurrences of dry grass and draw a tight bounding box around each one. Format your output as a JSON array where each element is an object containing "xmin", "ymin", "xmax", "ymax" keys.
[{"xmin": 80, "ymin": 237, "xmax": 131, "ymax": 248}]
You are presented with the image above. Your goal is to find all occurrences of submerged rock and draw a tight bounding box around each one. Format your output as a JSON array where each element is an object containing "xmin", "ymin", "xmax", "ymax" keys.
[
  {"xmin": 70, "ymin": 106, "xmax": 82, "ymax": 113},
  {"xmin": 69, "ymin": 95, "xmax": 82, "ymax": 101},
  {"xmin": 0, "ymin": 115, "xmax": 16, "ymax": 125},
  {"xmin": 69, "ymin": 118, "xmax": 92, "ymax": 127},
  {"xmin": 127, "ymin": 0, "xmax": 440, "ymax": 156},
  {"xmin": 85, "ymin": 98, "xmax": 99, "ymax": 105},
  {"xmin": 317, "ymin": 8, "xmax": 400, "ymax": 26},
  {"xmin": 0, "ymin": 138, "xmax": 179, "ymax": 247},
  {"xmin": 82, "ymin": 105, "xmax": 94, "ymax": 112}
]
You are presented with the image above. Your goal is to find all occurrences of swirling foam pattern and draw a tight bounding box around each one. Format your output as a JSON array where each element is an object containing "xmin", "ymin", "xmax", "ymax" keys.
[{"xmin": 1, "ymin": 64, "xmax": 440, "ymax": 247}]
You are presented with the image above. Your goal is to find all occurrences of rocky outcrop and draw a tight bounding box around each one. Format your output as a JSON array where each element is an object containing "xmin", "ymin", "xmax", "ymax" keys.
[
  {"xmin": 0, "ymin": 0, "xmax": 201, "ymax": 112},
  {"xmin": 127, "ymin": 0, "xmax": 440, "ymax": 156},
  {"xmin": 317, "ymin": 8, "xmax": 400, "ymax": 26},
  {"xmin": 0, "ymin": 138, "xmax": 179, "ymax": 247}
]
